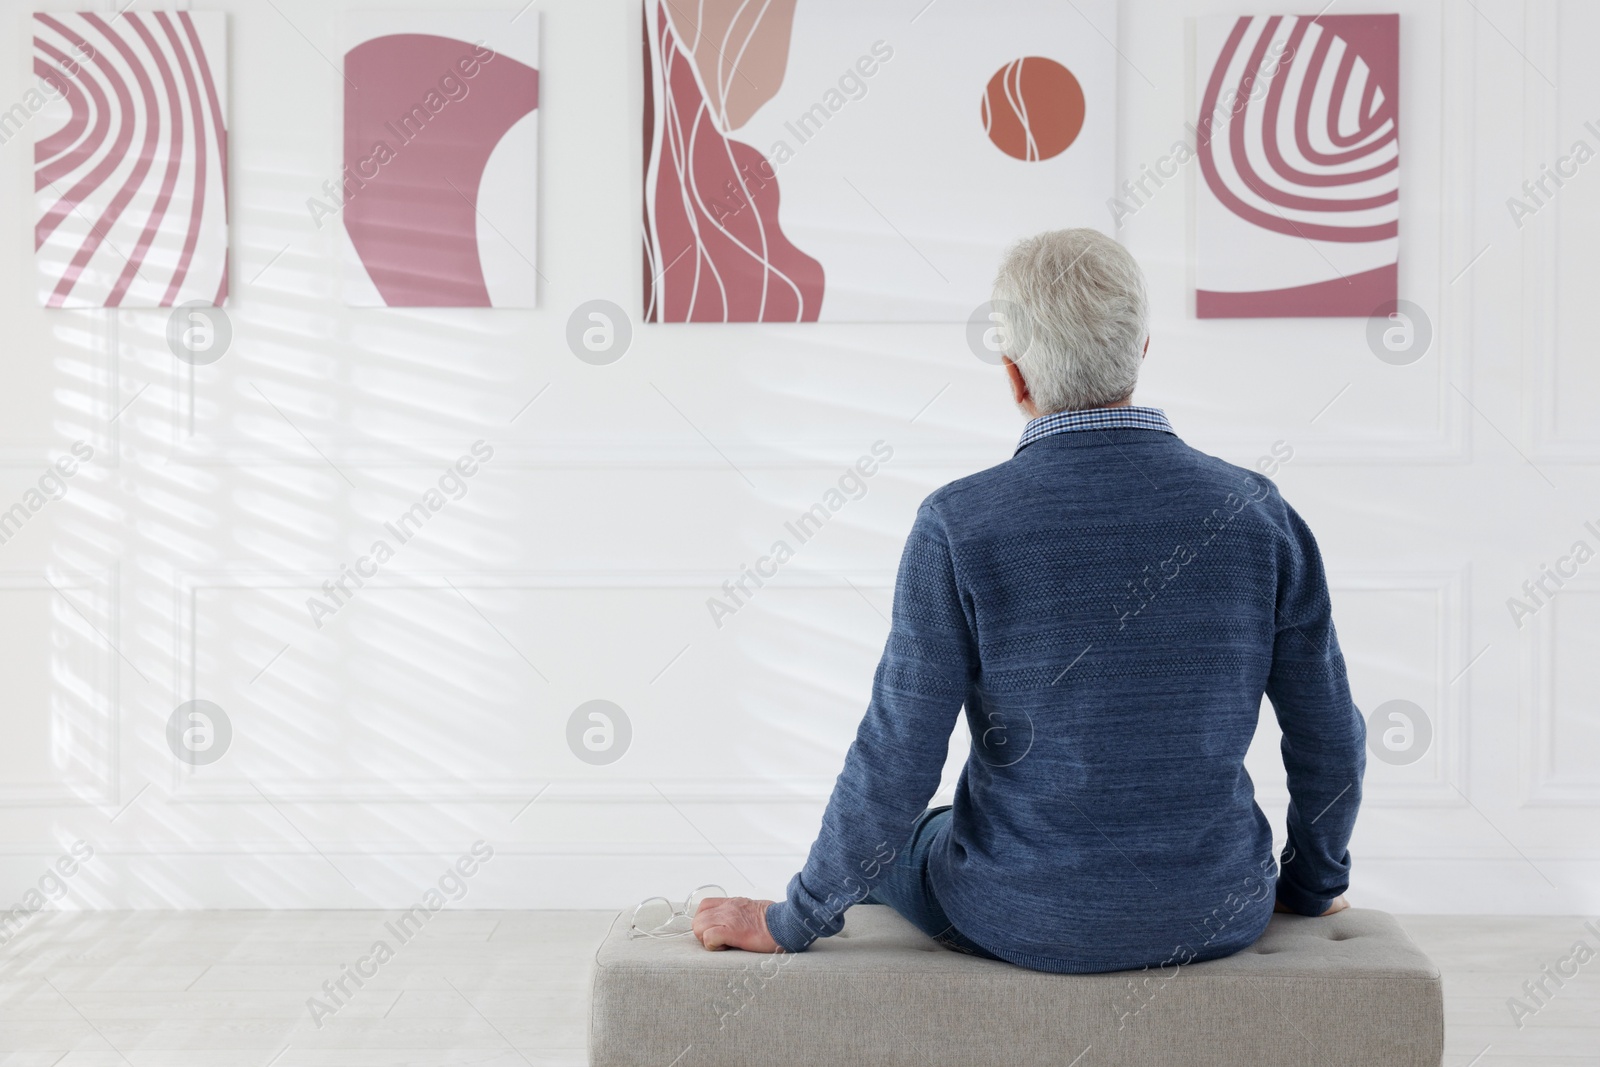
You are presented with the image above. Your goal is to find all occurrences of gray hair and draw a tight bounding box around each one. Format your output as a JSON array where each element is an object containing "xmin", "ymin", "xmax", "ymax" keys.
[{"xmin": 992, "ymin": 228, "xmax": 1149, "ymax": 414}]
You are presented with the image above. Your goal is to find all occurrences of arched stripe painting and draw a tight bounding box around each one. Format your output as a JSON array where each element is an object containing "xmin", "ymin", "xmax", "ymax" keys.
[
  {"xmin": 32, "ymin": 12, "xmax": 229, "ymax": 309},
  {"xmin": 1194, "ymin": 14, "xmax": 1399, "ymax": 318}
]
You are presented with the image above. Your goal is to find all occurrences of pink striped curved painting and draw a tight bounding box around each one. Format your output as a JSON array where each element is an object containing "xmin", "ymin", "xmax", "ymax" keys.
[
  {"xmin": 32, "ymin": 12, "xmax": 229, "ymax": 309},
  {"xmin": 1194, "ymin": 14, "xmax": 1399, "ymax": 318}
]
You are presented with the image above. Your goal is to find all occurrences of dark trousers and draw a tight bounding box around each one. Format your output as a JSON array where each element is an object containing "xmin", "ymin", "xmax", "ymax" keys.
[{"xmin": 861, "ymin": 806, "xmax": 1000, "ymax": 960}]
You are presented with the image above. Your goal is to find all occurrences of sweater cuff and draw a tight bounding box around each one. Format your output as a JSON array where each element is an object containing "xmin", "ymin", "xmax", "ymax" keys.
[
  {"xmin": 763, "ymin": 900, "xmax": 818, "ymax": 954},
  {"xmin": 1274, "ymin": 876, "xmax": 1336, "ymax": 917}
]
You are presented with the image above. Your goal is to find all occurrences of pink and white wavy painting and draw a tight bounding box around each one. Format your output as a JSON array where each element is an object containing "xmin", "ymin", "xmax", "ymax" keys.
[
  {"xmin": 642, "ymin": 0, "xmax": 825, "ymax": 323},
  {"xmin": 1194, "ymin": 14, "xmax": 1398, "ymax": 318},
  {"xmin": 32, "ymin": 11, "xmax": 229, "ymax": 309}
]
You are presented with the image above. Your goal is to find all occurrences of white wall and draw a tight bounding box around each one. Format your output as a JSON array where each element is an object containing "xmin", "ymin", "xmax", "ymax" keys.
[{"xmin": 0, "ymin": 0, "xmax": 1595, "ymax": 914}]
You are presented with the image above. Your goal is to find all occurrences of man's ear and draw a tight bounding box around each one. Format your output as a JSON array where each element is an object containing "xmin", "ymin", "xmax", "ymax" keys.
[
  {"xmin": 1142, "ymin": 336, "xmax": 1150, "ymax": 358},
  {"xmin": 1003, "ymin": 356, "xmax": 1031, "ymax": 408}
]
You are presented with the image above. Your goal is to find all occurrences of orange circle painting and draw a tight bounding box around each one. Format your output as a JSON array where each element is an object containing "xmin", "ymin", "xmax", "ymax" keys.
[{"xmin": 982, "ymin": 57, "xmax": 1086, "ymax": 161}]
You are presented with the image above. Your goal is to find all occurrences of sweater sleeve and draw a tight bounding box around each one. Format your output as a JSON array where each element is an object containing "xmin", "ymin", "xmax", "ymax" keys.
[
  {"xmin": 764, "ymin": 503, "xmax": 975, "ymax": 953},
  {"xmin": 1266, "ymin": 500, "xmax": 1366, "ymax": 917}
]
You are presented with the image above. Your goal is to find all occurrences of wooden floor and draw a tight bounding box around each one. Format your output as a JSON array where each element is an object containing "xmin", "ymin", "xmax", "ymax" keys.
[{"xmin": 0, "ymin": 912, "xmax": 1593, "ymax": 1065}]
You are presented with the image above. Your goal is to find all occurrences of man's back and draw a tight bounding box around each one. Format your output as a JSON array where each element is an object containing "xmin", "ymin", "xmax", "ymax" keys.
[
  {"xmin": 760, "ymin": 416, "xmax": 1365, "ymax": 972},
  {"xmin": 922, "ymin": 424, "xmax": 1362, "ymax": 972}
]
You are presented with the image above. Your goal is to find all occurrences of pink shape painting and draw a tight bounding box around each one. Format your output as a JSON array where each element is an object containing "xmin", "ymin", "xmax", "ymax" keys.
[
  {"xmin": 31, "ymin": 12, "xmax": 229, "ymax": 309},
  {"xmin": 641, "ymin": 0, "xmax": 1118, "ymax": 323},
  {"xmin": 1194, "ymin": 14, "xmax": 1399, "ymax": 318},
  {"xmin": 341, "ymin": 14, "xmax": 539, "ymax": 308}
]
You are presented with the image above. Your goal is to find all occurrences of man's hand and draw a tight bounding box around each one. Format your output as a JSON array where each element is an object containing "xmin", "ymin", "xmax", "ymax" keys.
[
  {"xmin": 1274, "ymin": 894, "xmax": 1349, "ymax": 916},
  {"xmin": 692, "ymin": 896, "xmax": 782, "ymax": 952}
]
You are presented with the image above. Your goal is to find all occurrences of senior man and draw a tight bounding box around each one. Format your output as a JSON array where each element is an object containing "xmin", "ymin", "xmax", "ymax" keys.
[{"xmin": 694, "ymin": 228, "xmax": 1365, "ymax": 973}]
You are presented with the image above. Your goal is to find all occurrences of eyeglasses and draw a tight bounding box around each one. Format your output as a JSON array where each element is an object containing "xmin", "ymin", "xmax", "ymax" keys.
[{"xmin": 628, "ymin": 884, "xmax": 726, "ymax": 939}]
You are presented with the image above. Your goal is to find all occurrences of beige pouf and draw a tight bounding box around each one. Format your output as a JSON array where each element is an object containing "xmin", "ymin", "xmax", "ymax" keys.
[{"xmin": 590, "ymin": 904, "xmax": 1443, "ymax": 1067}]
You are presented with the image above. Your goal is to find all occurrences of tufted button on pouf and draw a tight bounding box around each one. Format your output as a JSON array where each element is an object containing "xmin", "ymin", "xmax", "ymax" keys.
[{"xmin": 590, "ymin": 904, "xmax": 1443, "ymax": 1067}]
